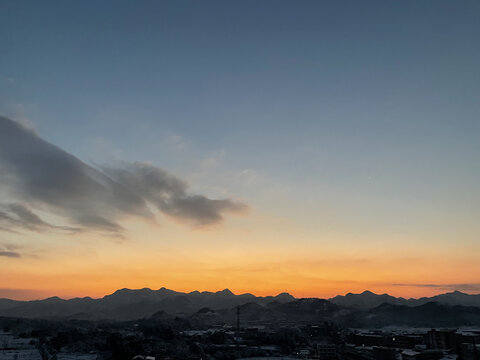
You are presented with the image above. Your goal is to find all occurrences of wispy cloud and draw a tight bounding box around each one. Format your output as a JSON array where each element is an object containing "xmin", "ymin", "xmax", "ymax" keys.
[
  {"xmin": 103, "ymin": 162, "xmax": 247, "ymax": 226},
  {"xmin": 0, "ymin": 116, "xmax": 248, "ymax": 235},
  {"xmin": 0, "ymin": 203, "xmax": 79, "ymax": 233},
  {"xmin": 393, "ymin": 283, "xmax": 480, "ymax": 292},
  {"xmin": 0, "ymin": 243, "xmax": 22, "ymax": 258},
  {"xmin": 0, "ymin": 250, "xmax": 20, "ymax": 258}
]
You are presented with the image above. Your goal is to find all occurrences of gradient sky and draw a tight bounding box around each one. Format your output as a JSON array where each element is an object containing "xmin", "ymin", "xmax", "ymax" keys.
[{"xmin": 1, "ymin": 0, "xmax": 480, "ymax": 300}]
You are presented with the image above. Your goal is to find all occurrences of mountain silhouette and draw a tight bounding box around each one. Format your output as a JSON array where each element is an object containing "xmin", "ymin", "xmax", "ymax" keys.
[
  {"xmin": 0, "ymin": 287, "xmax": 295, "ymax": 321},
  {"xmin": 330, "ymin": 290, "xmax": 480, "ymax": 309},
  {"xmin": 329, "ymin": 290, "xmax": 408, "ymax": 309},
  {"xmin": 1, "ymin": 288, "xmax": 480, "ymax": 322}
]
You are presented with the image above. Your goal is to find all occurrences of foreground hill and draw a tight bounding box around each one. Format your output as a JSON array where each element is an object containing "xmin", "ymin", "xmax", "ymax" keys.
[
  {"xmin": 348, "ymin": 302, "xmax": 480, "ymax": 328},
  {"xmin": 167, "ymin": 300, "xmax": 480, "ymax": 328}
]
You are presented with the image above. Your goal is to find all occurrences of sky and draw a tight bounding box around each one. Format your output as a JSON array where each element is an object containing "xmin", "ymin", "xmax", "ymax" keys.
[{"xmin": 0, "ymin": 0, "xmax": 480, "ymax": 301}]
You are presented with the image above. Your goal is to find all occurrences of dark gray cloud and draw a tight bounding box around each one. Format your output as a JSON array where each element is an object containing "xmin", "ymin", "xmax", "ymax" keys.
[
  {"xmin": 0, "ymin": 203, "xmax": 80, "ymax": 233},
  {"xmin": 0, "ymin": 116, "xmax": 248, "ymax": 234},
  {"xmin": 0, "ymin": 250, "xmax": 21, "ymax": 258},
  {"xmin": 0, "ymin": 242, "xmax": 21, "ymax": 258},
  {"xmin": 103, "ymin": 163, "xmax": 247, "ymax": 226},
  {"xmin": 8, "ymin": 203, "xmax": 48, "ymax": 227},
  {"xmin": 393, "ymin": 283, "xmax": 480, "ymax": 292}
]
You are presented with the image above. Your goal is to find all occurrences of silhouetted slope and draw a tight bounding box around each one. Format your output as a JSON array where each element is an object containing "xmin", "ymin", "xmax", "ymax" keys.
[
  {"xmin": 329, "ymin": 290, "xmax": 408, "ymax": 309},
  {"xmin": 0, "ymin": 298, "xmax": 26, "ymax": 313},
  {"xmin": 415, "ymin": 290, "xmax": 480, "ymax": 307},
  {"xmin": 2, "ymin": 288, "xmax": 480, "ymax": 324},
  {"xmin": 187, "ymin": 298, "xmax": 345, "ymax": 328},
  {"xmin": 0, "ymin": 287, "xmax": 295, "ymax": 321},
  {"xmin": 330, "ymin": 290, "xmax": 480, "ymax": 309},
  {"xmin": 352, "ymin": 302, "xmax": 480, "ymax": 327}
]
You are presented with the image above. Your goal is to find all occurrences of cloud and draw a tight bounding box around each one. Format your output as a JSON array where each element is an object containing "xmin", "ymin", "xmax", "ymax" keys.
[
  {"xmin": 0, "ymin": 116, "xmax": 248, "ymax": 234},
  {"xmin": 393, "ymin": 283, "xmax": 480, "ymax": 292},
  {"xmin": 0, "ymin": 203, "xmax": 79, "ymax": 233},
  {"xmin": 0, "ymin": 250, "xmax": 20, "ymax": 258},
  {"xmin": 8, "ymin": 203, "xmax": 48, "ymax": 227},
  {"xmin": 103, "ymin": 163, "xmax": 247, "ymax": 226},
  {"xmin": 0, "ymin": 242, "xmax": 21, "ymax": 258}
]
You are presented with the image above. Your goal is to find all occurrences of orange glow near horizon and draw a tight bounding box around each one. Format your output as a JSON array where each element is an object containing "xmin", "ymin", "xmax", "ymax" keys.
[
  {"xmin": 2, "ymin": 239, "xmax": 479, "ymax": 301},
  {"xmin": 3, "ymin": 281, "xmax": 480, "ymax": 302},
  {"xmin": 2, "ymin": 210, "xmax": 480, "ymax": 302}
]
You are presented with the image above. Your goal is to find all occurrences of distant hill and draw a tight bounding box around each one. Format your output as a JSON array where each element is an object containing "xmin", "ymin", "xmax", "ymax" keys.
[
  {"xmin": 415, "ymin": 290, "xmax": 480, "ymax": 307},
  {"xmin": 1, "ymin": 287, "xmax": 480, "ymax": 324},
  {"xmin": 0, "ymin": 287, "xmax": 295, "ymax": 321},
  {"xmin": 329, "ymin": 290, "xmax": 408, "ymax": 309},
  {"xmin": 330, "ymin": 290, "xmax": 480, "ymax": 309}
]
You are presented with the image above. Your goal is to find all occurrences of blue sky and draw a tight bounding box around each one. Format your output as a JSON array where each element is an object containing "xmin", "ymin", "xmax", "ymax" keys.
[
  {"xmin": 3, "ymin": 0, "xmax": 478, "ymax": 220},
  {"xmin": 1, "ymin": 0, "xmax": 480, "ymax": 298}
]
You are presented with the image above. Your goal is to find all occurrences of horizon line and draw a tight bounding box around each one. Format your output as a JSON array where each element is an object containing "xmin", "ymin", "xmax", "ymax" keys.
[{"xmin": 1, "ymin": 286, "xmax": 479, "ymax": 302}]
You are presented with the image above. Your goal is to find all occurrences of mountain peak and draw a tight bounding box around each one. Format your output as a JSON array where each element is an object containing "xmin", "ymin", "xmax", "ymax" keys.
[
  {"xmin": 2, "ymin": 287, "xmax": 480, "ymax": 322},
  {"xmin": 217, "ymin": 288, "xmax": 234, "ymax": 296},
  {"xmin": 274, "ymin": 292, "xmax": 295, "ymax": 301},
  {"xmin": 111, "ymin": 288, "xmax": 131, "ymax": 295}
]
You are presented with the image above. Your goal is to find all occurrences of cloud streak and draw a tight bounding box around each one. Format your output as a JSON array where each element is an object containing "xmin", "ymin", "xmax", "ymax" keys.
[
  {"xmin": 393, "ymin": 283, "xmax": 480, "ymax": 292},
  {"xmin": 103, "ymin": 163, "xmax": 247, "ymax": 225},
  {"xmin": 0, "ymin": 243, "xmax": 22, "ymax": 258},
  {"xmin": 0, "ymin": 116, "xmax": 248, "ymax": 234},
  {"xmin": 0, "ymin": 203, "xmax": 79, "ymax": 233},
  {"xmin": 0, "ymin": 250, "xmax": 21, "ymax": 258}
]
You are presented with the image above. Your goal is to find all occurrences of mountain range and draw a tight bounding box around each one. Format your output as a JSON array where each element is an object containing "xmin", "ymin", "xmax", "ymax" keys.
[
  {"xmin": 329, "ymin": 289, "xmax": 480, "ymax": 309},
  {"xmin": 0, "ymin": 287, "xmax": 295, "ymax": 321},
  {"xmin": 1, "ymin": 288, "xmax": 480, "ymax": 325}
]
